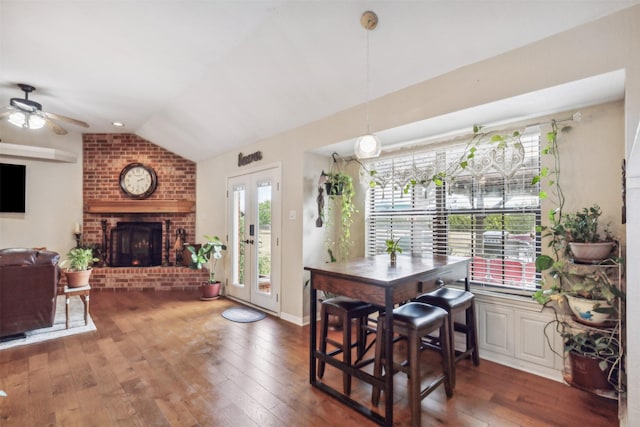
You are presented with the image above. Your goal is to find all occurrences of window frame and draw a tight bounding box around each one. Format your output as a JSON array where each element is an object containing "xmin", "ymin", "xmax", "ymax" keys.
[{"xmin": 364, "ymin": 131, "xmax": 542, "ymax": 294}]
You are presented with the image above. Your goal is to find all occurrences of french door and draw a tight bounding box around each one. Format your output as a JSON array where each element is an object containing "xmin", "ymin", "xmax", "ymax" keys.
[{"xmin": 226, "ymin": 167, "xmax": 281, "ymax": 313}]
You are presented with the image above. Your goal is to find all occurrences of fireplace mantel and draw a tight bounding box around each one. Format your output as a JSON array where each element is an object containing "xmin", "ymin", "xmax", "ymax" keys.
[{"xmin": 84, "ymin": 199, "xmax": 195, "ymax": 214}]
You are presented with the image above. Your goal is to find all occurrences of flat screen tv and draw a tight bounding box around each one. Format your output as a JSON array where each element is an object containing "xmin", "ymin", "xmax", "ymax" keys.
[{"xmin": 0, "ymin": 163, "xmax": 26, "ymax": 213}]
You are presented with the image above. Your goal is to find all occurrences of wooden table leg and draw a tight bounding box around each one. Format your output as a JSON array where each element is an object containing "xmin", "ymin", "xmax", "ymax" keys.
[
  {"xmin": 83, "ymin": 294, "xmax": 90, "ymax": 325},
  {"xmin": 65, "ymin": 295, "xmax": 71, "ymax": 329}
]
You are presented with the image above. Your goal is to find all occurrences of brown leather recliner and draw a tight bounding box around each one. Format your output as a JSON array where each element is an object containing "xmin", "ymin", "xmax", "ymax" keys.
[{"xmin": 0, "ymin": 248, "xmax": 60, "ymax": 338}]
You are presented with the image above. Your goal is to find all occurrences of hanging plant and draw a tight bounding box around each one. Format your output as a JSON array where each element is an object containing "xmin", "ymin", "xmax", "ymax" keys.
[{"xmin": 321, "ymin": 153, "xmax": 357, "ymax": 261}]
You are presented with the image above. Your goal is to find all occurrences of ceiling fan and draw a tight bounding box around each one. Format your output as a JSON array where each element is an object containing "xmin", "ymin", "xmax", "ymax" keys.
[{"xmin": 0, "ymin": 83, "xmax": 89, "ymax": 135}]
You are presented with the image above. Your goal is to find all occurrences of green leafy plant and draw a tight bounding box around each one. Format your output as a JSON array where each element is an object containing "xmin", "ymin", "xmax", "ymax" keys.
[
  {"xmin": 533, "ymin": 259, "xmax": 624, "ymax": 307},
  {"xmin": 562, "ymin": 204, "xmax": 613, "ymax": 244},
  {"xmin": 385, "ymin": 236, "xmax": 402, "ymax": 256},
  {"xmin": 324, "ymin": 170, "xmax": 356, "ymax": 261},
  {"xmin": 564, "ymin": 330, "xmax": 619, "ymax": 363},
  {"xmin": 60, "ymin": 247, "xmax": 99, "ymax": 271},
  {"xmin": 187, "ymin": 235, "xmax": 226, "ymax": 283},
  {"xmin": 367, "ymin": 124, "xmax": 524, "ymax": 195}
]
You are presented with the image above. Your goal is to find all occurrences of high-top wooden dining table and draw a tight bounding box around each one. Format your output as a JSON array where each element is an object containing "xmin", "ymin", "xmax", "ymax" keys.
[{"xmin": 305, "ymin": 254, "xmax": 470, "ymax": 426}]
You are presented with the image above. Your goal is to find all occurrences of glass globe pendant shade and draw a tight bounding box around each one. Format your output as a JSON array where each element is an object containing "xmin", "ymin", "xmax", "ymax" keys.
[
  {"xmin": 8, "ymin": 111, "xmax": 46, "ymax": 130},
  {"xmin": 354, "ymin": 133, "xmax": 381, "ymax": 159},
  {"xmin": 8, "ymin": 112, "xmax": 26, "ymax": 128},
  {"xmin": 27, "ymin": 114, "xmax": 46, "ymax": 129}
]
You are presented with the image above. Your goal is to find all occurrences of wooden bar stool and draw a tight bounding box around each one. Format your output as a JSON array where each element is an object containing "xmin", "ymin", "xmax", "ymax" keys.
[
  {"xmin": 372, "ymin": 302, "xmax": 453, "ymax": 427},
  {"xmin": 415, "ymin": 278, "xmax": 479, "ymax": 387},
  {"xmin": 317, "ymin": 296, "xmax": 379, "ymax": 395}
]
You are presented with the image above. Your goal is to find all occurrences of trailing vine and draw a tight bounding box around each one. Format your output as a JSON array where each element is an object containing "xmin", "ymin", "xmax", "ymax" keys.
[
  {"xmin": 534, "ymin": 120, "xmax": 566, "ymax": 268},
  {"xmin": 322, "ymin": 153, "xmax": 357, "ymax": 262}
]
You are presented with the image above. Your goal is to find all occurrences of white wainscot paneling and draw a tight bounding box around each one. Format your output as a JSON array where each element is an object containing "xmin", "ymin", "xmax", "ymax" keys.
[
  {"xmin": 474, "ymin": 291, "xmax": 563, "ymax": 382},
  {"xmin": 477, "ymin": 302, "xmax": 513, "ymax": 356}
]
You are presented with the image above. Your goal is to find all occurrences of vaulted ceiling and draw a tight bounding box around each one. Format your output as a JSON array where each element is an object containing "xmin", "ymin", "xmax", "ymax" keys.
[{"xmin": 1, "ymin": 1, "xmax": 637, "ymax": 162}]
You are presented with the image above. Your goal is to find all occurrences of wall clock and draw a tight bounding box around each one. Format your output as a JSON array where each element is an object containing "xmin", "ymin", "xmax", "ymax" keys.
[{"xmin": 119, "ymin": 163, "xmax": 158, "ymax": 199}]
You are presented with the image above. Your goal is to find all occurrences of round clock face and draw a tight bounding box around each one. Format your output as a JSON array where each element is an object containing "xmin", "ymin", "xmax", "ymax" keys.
[{"xmin": 119, "ymin": 163, "xmax": 157, "ymax": 199}]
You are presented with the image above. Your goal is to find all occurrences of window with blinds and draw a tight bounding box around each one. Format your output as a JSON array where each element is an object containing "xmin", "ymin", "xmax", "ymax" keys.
[{"xmin": 365, "ymin": 132, "xmax": 541, "ymax": 292}]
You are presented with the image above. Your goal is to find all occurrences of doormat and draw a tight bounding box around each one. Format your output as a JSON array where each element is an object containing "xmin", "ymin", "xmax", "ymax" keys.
[
  {"xmin": 222, "ymin": 307, "xmax": 266, "ymax": 323},
  {"xmin": 0, "ymin": 295, "xmax": 96, "ymax": 351}
]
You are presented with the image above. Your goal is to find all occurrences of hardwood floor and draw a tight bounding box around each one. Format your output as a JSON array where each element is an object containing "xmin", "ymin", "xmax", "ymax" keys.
[{"xmin": 0, "ymin": 291, "xmax": 619, "ymax": 426}]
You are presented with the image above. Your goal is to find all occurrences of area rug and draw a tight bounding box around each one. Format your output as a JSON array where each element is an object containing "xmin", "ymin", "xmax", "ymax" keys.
[
  {"xmin": 222, "ymin": 306, "xmax": 266, "ymax": 323},
  {"xmin": 0, "ymin": 295, "xmax": 96, "ymax": 351}
]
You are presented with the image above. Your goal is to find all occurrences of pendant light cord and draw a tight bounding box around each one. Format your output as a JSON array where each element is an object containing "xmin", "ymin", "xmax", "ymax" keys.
[{"xmin": 365, "ymin": 25, "xmax": 371, "ymax": 135}]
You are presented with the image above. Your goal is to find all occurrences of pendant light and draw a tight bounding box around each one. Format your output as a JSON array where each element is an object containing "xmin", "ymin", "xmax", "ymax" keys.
[{"xmin": 354, "ymin": 10, "xmax": 381, "ymax": 159}]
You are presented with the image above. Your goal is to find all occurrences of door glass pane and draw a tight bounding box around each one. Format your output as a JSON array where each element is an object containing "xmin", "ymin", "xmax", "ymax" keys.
[
  {"xmin": 257, "ymin": 178, "xmax": 272, "ymax": 296},
  {"xmin": 232, "ymin": 184, "xmax": 246, "ymax": 286}
]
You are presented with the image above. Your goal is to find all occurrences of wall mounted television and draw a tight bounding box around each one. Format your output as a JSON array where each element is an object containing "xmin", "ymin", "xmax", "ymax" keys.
[{"xmin": 0, "ymin": 163, "xmax": 26, "ymax": 213}]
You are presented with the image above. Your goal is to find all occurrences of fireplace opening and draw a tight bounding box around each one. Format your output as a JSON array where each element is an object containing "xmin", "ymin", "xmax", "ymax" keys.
[{"xmin": 110, "ymin": 221, "xmax": 162, "ymax": 267}]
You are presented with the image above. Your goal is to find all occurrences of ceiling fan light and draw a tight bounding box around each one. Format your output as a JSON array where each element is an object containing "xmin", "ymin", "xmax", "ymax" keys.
[
  {"xmin": 354, "ymin": 133, "xmax": 381, "ymax": 159},
  {"xmin": 27, "ymin": 114, "xmax": 46, "ymax": 129},
  {"xmin": 8, "ymin": 111, "xmax": 27, "ymax": 128},
  {"xmin": 8, "ymin": 111, "xmax": 45, "ymax": 130}
]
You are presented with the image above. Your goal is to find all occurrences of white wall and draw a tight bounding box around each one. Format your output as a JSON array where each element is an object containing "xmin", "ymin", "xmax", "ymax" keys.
[
  {"xmin": 0, "ymin": 123, "xmax": 83, "ymax": 255},
  {"xmin": 542, "ymin": 101, "xmax": 625, "ymax": 243}
]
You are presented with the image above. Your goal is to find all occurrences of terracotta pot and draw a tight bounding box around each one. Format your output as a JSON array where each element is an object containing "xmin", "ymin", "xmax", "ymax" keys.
[
  {"xmin": 569, "ymin": 351, "xmax": 613, "ymax": 391},
  {"xmin": 201, "ymin": 281, "xmax": 221, "ymax": 300},
  {"xmin": 64, "ymin": 269, "xmax": 92, "ymax": 288},
  {"xmin": 569, "ymin": 242, "xmax": 615, "ymax": 263},
  {"xmin": 565, "ymin": 294, "xmax": 613, "ymax": 326}
]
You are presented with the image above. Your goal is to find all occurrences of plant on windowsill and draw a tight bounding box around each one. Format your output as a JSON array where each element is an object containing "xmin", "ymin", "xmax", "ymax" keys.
[
  {"xmin": 60, "ymin": 247, "xmax": 99, "ymax": 288},
  {"xmin": 187, "ymin": 235, "xmax": 226, "ymax": 301}
]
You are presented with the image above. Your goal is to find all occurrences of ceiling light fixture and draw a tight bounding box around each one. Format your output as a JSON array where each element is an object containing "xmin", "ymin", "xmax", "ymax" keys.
[
  {"xmin": 8, "ymin": 111, "xmax": 46, "ymax": 130},
  {"xmin": 112, "ymin": 121, "xmax": 125, "ymax": 127},
  {"xmin": 354, "ymin": 11, "xmax": 381, "ymax": 160}
]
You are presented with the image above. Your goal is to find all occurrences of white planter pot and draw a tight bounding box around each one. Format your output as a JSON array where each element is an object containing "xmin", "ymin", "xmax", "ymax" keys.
[
  {"xmin": 568, "ymin": 242, "xmax": 615, "ymax": 263},
  {"xmin": 565, "ymin": 294, "xmax": 613, "ymax": 326}
]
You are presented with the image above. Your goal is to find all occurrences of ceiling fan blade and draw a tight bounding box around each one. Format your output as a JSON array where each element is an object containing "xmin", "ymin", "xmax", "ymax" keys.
[
  {"xmin": 45, "ymin": 111, "xmax": 89, "ymax": 128},
  {"xmin": 43, "ymin": 117, "xmax": 68, "ymax": 135}
]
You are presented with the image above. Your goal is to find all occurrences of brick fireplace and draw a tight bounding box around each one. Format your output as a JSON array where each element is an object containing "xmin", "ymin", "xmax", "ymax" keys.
[{"xmin": 79, "ymin": 133, "xmax": 208, "ymax": 291}]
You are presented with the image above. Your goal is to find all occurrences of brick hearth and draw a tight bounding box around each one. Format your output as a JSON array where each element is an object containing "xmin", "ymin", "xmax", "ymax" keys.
[{"xmin": 58, "ymin": 266, "xmax": 210, "ymax": 292}]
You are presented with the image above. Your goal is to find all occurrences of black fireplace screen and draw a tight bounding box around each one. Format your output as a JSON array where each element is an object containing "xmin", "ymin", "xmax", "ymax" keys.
[{"xmin": 110, "ymin": 222, "xmax": 162, "ymax": 267}]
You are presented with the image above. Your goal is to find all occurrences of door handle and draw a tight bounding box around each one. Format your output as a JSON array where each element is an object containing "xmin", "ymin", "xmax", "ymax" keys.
[{"xmin": 242, "ymin": 239, "xmax": 254, "ymax": 244}]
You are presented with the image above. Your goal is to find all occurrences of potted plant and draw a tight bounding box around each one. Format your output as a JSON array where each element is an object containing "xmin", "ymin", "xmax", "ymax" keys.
[
  {"xmin": 535, "ymin": 259, "xmax": 624, "ymax": 326},
  {"xmin": 561, "ymin": 204, "xmax": 615, "ymax": 263},
  {"xmin": 531, "ymin": 122, "xmax": 625, "ymax": 395},
  {"xmin": 385, "ymin": 235, "xmax": 402, "ymax": 266},
  {"xmin": 187, "ymin": 235, "xmax": 226, "ymax": 300},
  {"xmin": 60, "ymin": 247, "xmax": 99, "ymax": 288},
  {"xmin": 563, "ymin": 329, "xmax": 621, "ymax": 391},
  {"xmin": 324, "ymin": 171, "xmax": 351, "ymax": 196},
  {"xmin": 322, "ymin": 169, "xmax": 356, "ymax": 261}
]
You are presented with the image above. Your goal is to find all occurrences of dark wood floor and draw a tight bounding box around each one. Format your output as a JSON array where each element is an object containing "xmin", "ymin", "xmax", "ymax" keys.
[{"xmin": 0, "ymin": 291, "xmax": 619, "ymax": 426}]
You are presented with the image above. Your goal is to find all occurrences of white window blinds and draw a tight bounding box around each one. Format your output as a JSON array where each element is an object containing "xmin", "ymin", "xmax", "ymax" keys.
[{"xmin": 365, "ymin": 132, "xmax": 541, "ymax": 292}]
